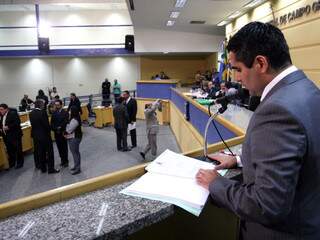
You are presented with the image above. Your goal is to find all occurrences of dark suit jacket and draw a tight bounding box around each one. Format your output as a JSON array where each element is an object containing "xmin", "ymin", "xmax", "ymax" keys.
[
  {"xmin": 51, "ymin": 109, "xmax": 69, "ymax": 134},
  {"xmin": 68, "ymin": 97, "xmax": 82, "ymax": 114},
  {"xmin": 29, "ymin": 109, "xmax": 52, "ymax": 143},
  {"xmin": 125, "ymin": 98, "xmax": 137, "ymax": 122},
  {"xmin": 209, "ymin": 70, "xmax": 320, "ymax": 239},
  {"xmin": 0, "ymin": 108, "xmax": 22, "ymax": 141},
  {"xmin": 113, "ymin": 103, "xmax": 129, "ymax": 129}
]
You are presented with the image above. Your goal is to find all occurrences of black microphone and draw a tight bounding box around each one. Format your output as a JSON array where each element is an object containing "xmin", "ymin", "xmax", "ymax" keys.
[{"xmin": 215, "ymin": 88, "xmax": 239, "ymax": 111}]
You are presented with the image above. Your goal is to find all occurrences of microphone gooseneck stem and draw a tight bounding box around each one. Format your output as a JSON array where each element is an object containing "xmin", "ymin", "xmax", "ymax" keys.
[{"xmin": 204, "ymin": 111, "xmax": 220, "ymax": 157}]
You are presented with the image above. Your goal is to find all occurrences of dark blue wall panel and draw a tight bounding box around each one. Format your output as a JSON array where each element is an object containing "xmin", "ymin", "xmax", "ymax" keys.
[
  {"xmin": 170, "ymin": 89, "xmax": 186, "ymax": 113},
  {"xmin": 136, "ymin": 83, "xmax": 176, "ymax": 99},
  {"xmin": 189, "ymin": 103, "xmax": 236, "ymax": 144}
]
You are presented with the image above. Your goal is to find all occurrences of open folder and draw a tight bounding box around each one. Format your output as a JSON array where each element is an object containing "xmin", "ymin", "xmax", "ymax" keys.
[{"xmin": 120, "ymin": 149, "xmax": 227, "ymax": 216}]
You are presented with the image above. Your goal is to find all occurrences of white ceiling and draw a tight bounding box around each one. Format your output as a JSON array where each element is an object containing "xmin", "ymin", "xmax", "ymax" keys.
[
  {"xmin": 0, "ymin": 0, "xmax": 252, "ymax": 35},
  {"xmin": 126, "ymin": 0, "xmax": 250, "ymax": 35}
]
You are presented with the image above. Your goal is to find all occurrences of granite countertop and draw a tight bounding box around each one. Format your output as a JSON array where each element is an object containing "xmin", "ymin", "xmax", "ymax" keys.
[{"xmin": 0, "ymin": 180, "xmax": 174, "ymax": 240}]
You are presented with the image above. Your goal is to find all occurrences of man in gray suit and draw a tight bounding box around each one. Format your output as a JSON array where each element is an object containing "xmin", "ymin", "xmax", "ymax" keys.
[
  {"xmin": 140, "ymin": 99, "xmax": 161, "ymax": 160},
  {"xmin": 196, "ymin": 22, "xmax": 320, "ymax": 239}
]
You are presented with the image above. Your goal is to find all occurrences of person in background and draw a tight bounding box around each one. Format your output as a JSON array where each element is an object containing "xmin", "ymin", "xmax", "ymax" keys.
[
  {"xmin": 36, "ymin": 89, "xmax": 49, "ymax": 110},
  {"xmin": 204, "ymin": 70, "xmax": 212, "ymax": 81},
  {"xmin": 113, "ymin": 97, "xmax": 130, "ymax": 152},
  {"xmin": 140, "ymin": 99, "xmax": 162, "ymax": 160},
  {"xmin": 113, "ymin": 79, "xmax": 121, "ymax": 101},
  {"xmin": 67, "ymin": 93, "xmax": 82, "ymax": 115},
  {"xmin": 29, "ymin": 99, "xmax": 59, "ymax": 174},
  {"xmin": 195, "ymin": 71, "xmax": 202, "ymax": 87},
  {"xmin": 196, "ymin": 21, "xmax": 320, "ymax": 239},
  {"xmin": 123, "ymin": 90, "xmax": 137, "ymax": 148},
  {"xmin": 160, "ymin": 71, "xmax": 169, "ymax": 79},
  {"xmin": 101, "ymin": 78, "xmax": 111, "ymax": 106},
  {"xmin": 0, "ymin": 103, "xmax": 24, "ymax": 169},
  {"xmin": 20, "ymin": 94, "xmax": 34, "ymax": 112},
  {"xmin": 206, "ymin": 81, "xmax": 219, "ymax": 99},
  {"xmin": 64, "ymin": 106, "xmax": 82, "ymax": 175},
  {"xmin": 49, "ymin": 87, "xmax": 59, "ymax": 100},
  {"xmin": 154, "ymin": 74, "xmax": 161, "ymax": 80},
  {"xmin": 51, "ymin": 99, "xmax": 69, "ymax": 168}
]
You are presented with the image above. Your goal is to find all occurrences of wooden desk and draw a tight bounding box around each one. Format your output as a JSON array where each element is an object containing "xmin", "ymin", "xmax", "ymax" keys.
[
  {"xmin": 93, "ymin": 106, "xmax": 113, "ymax": 128},
  {"xmin": 19, "ymin": 112, "xmax": 29, "ymax": 123},
  {"xmin": 21, "ymin": 125, "xmax": 33, "ymax": 152},
  {"xmin": 0, "ymin": 137, "xmax": 9, "ymax": 170},
  {"xmin": 80, "ymin": 104, "xmax": 89, "ymax": 122},
  {"xmin": 136, "ymin": 99, "xmax": 170, "ymax": 125}
]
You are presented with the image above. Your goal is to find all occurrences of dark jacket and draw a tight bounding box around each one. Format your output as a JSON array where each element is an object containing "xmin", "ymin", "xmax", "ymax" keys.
[
  {"xmin": 0, "ymin": 108, "xmax": 23, "ymax": 140},
  {"xmin": 102, "ymin": 81, "xmax": 111, "ymax": 94},
  {"xmin": 68, "ymin": 97, "xmax": 82, "ymax": 114},
  {"xmin": 113, "ymin": 103, "xmax": 129, "ymax": 129},
  {"xmin": 210, "ymin": 70, "xmax": 320, "ymax": 239},
  {"xmin": 51, "ymin": 109, "xmax": 69, "ymax": 134},
  {"xmin": 20, "ymin": 98, "xmax": 33, "ymax": 111},
  {"xmin": 29, "ymin": 108, "xmax": 52, "ymax": 143},
  {"xmin": 125, "ymin": 98, "xmax": 137, "ymax": 122}
]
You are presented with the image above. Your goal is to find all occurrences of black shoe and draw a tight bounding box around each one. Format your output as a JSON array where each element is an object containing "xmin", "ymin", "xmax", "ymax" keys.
[
  {"xmin": 131, "ymin": 145, "xmax": 137, "ymax": 148},
  {"xmin": 121, "ymin": 148, "xmax": 131, "ymax": 152},
  {"xmin": 117, "ymin": 148, "xmax": 123, "ymax": 151},
  {"xmin": 70, "ymin": 167, "xmax": 76, "ymax": 171},
  {"xmin": 15, "ymin": 165, "xmax": 23, "ymax": 169},
  {"xmin": 140, "ymin": 152, "xmax": 145, "ymax": 160},
  {"xmin": 60, "ymin": 162, "xmax": 69, "ymax": 168},
  {"xmin": 71, "ymin": 169, "xmax": 81, "ymax": 175},
  {"xmin": 41, "ymin": 168, "xmax": 47, "ymax": 173},
  {"xmin": 48, "ymin": 169, "xmax": 60, "ymax": 174}
]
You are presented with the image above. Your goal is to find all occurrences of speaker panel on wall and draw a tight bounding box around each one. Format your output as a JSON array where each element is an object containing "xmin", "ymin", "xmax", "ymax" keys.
[
  {"xmin": 125, "ymin": 35, "xmax": 134, "ymax": 52},
  {"xmin": 38, "ymin": 37, "xmax": 50, "ymax": 54}
]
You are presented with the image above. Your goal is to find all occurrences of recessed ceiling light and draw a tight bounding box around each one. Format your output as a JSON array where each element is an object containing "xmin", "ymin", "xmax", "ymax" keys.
[
  {"xmin": 175, "ymin": 0, "xmax": 187, "ymax": 8},
  {"xmin": 170, "ymin": 11, "xmax": 180, "ymax": 18},
  {"xmin": 166, "ymin": 20, "xmax": 175, "ymax": 26},
  {"xmin": 217, "ymin": 20, "xmax": 228, "ymax": 26},
  {"xmin": 228, "ymin": 11, "xmax": 242, "ymax": 19},
  {"xmin": 245, "ymin": 0, "xmax": 264, "ymax": 8}
]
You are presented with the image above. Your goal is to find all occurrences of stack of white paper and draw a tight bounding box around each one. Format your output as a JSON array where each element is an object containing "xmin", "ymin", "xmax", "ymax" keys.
[{"xmin": 120, "ymin": 150, "xmax": 228, "ymax": 216}]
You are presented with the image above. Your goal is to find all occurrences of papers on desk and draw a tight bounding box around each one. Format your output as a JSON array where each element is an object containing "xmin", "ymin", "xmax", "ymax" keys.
[{"xmin": 120, "ymin": 149, "xmax": 228, "ymax": 216}]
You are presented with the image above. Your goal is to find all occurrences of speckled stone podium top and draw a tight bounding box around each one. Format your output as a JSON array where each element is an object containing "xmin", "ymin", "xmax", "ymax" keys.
[{"xmin": 0, "ymin": 180, "xmax": 174, "ymax": 240}]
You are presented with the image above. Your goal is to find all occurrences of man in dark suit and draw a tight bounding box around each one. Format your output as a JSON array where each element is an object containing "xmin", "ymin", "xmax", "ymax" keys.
[
  {"xmin": 67, "ymin": 93, "xmax": 82, "ymax": 115},
  {"xmin": 102, "ymin": 78, "xmax": 111, "ymax": 106},
  {"xmin": 113, "ymin": 97, "xmax": 130, "ymax": 152},
  {"xmin": 51, "ymin": 99, "xmax": 69, "ymax": 167},
  {"xmin": 123, "ymin": 90, "xmax": 137, "ymax": 148},
  {"xmin": 30, "ymin": 99, "xmax": 59, "ymax": 174},
  {"xmin": 196, "ymin": 22, "xmax": 320, "ymax": 239},
  {"xmin": 0, "ymin": 104, "xmax": 24, "ymax": 169}
]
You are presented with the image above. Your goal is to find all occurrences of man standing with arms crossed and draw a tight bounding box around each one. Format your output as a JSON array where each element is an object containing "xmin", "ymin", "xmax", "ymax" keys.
[{"xmin": 196, "ymin": 22, "xmax": 320, "ymax": 239}]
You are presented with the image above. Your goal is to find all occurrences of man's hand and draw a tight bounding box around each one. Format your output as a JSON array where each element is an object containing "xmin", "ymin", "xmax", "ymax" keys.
[
  {"xmin": 3, "ymin": 126, "xmax": 9, "ymax": 131},
  {"xmin": 196, "ymin": 169, "xmax": 219, "ymax": 190},
  {"xmin": 208, "ymin": 153, "xmax": 237, "ymax": 170}
]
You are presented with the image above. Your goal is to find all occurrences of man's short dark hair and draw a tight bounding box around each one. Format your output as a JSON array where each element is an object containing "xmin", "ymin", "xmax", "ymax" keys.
[
  {"xmin": 0, "ymin": 103, "xmax": 8, "ymax": 109},
  {"xmin": 55, "ymin": 99, "xmax": 63, "ymax": 105},
  {"xmin": 70, "ymin": 93, "xmax": 76, "ymax": 97},
  {"xmin": 123, "ymin": 90, "xmax": 130, "ymax": 95},
  {"xmin": 227, "ymin": 22, "xmax": 292, "ymax": 71}
]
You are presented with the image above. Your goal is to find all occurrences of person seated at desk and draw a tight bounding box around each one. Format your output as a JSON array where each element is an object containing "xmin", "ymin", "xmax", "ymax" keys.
[
  {"xmin": 19, "ymin": 94, "xmax": 34, "ymax": 111},
  {"xmin": 206, "ymin": 81, "xmax": 219, "ymax": 99},
  {"xmin": 160, "ymin": 71, "xmax": 170, "ymax": 79},
  {"xmin": 154, "ymin": 74, "xmax": 161, "ymax": 80},
  {"xmin": 0, "ymin": 103, "xmax": 24, "ymax": 169},
  {"xmin": 49, "ymin": 87, "xmax": 60, "ymax": 100}
]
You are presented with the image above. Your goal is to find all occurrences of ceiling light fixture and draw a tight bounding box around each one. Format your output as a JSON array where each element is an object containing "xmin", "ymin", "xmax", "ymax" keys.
[
  {"xmin": 245, "ymin": 0, "xmax": 264, "ymax": 8},
  {"xmin": 166, "ymin": 20, "xmax": 175, "ymax": 26},
  {"xmin": 228, "ymin": 11, "xmax": 242, "ymax": 19},
  {"xmin": 217, "ymin": 20, "xmax": 228, "ymax": 26},
  {"xmin": 175, "ymin": 0, "xmax": 187, "ymax": 8},
  {"xmin": 170, "ymin": 11, "xmax": 180, "ymax": 18}
]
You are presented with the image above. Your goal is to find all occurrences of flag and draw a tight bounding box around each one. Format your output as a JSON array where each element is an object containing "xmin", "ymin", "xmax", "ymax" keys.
[{"xmin": 218, "ymin": 38, "xmax": 229, "ymax": 83}]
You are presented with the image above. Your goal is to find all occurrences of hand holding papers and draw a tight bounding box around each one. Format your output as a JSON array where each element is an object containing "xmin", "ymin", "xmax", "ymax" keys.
[{"xmin": 120, "ymin": 150, "xmax": 228, "ymax": 216}]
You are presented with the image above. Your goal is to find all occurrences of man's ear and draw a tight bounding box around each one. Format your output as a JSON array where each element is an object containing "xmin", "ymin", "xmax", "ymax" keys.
[{"xmin": 254, "ymin": 55, "xmax": 269, "ymax": 73}]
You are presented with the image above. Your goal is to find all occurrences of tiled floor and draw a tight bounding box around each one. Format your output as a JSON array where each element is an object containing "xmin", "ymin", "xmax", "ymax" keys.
[{"xmin": 0, "ymin": 120, "xmax": 180, "ymax": 204}]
